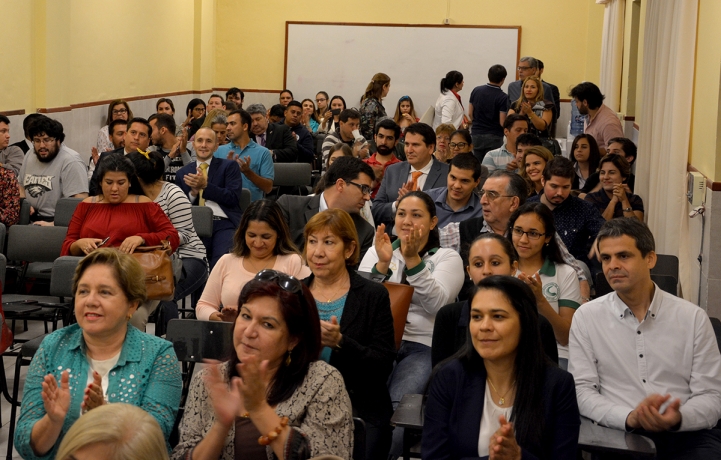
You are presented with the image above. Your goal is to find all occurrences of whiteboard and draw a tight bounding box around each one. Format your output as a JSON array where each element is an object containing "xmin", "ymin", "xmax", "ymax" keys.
[{"xmin": 285, "ymin": 22, "xmax": 520, "ymax": 117}]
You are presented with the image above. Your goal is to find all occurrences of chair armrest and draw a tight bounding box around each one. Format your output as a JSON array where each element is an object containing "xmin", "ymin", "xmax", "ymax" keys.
[
  {"xmin": 390, "ymin": 394, "xmax": 424, "ymax": 429},
  {"xmin": 579, "ymin": 416, "xmax": 656, "ymax": 456}
]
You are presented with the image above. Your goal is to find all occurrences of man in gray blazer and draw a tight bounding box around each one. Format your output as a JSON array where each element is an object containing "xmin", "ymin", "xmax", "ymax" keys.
[
  {"xmin": 277, "ymin": 156, "xmax": 376, "ymax": 261},
  {"xmin": 372, "ymin": 123, "xmax": 449, "ymax": 232}
]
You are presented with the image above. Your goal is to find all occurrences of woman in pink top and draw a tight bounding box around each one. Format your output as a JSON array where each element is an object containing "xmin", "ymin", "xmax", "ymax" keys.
[{"xmin": 196, "ymin": 199, "xmax": 310, "ymax": 322}]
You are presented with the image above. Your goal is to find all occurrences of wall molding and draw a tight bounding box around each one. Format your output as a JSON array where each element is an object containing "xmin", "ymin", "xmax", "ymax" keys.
[
  {"xmin": 0, "ymin": 109, "xmax": 26, "ymax": 116},
  {"xmin": 688, "ymin": 164, "xmax": 721, "ymax": 191},
  {"xmin": 34, "ymin": 87, "xmax": 283, "ymax": 114}
]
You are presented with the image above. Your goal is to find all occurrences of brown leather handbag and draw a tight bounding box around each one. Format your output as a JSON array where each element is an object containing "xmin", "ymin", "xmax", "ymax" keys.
[{"xmin": 131, "ymin": 239, "xmax": 175, "ymax": 301}]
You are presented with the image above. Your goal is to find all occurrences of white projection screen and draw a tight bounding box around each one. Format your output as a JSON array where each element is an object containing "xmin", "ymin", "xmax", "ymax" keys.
[{"xmin": 284, "ymin": 22, "xmax": 521, "ymax": 115}]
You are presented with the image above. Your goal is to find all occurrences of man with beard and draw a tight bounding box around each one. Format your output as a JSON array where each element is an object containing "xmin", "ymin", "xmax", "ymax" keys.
[
  {"xmin": 18, "ymin": 117, "xmax": 88, "ymax": 225},
  {"xmin": 283, "ymin": 100, "xmax": 314, "ymax": 164},
  {"xmin": 364, "ymin": 118, "xmax": 401, "ymax": 198},
  {"xmin": 148, "ymin": 113, "xmax": 191, "ymax": 183},
  {"xmin": 89, "ymin": 117, "xmax": 152, "ymax": 195},
  {"xmin": 570, "ymin": 82, "xmax": 624, "ymax": 155}
]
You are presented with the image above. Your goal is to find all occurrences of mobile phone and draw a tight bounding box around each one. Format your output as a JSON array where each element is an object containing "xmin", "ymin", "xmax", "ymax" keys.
[
  {"xmin": 331, "ymin": 109, "xmax": 341, "ymax": 116},
  {"xmin": 97, "ymin": 237, "xmax": 110, "ymax": 248}
]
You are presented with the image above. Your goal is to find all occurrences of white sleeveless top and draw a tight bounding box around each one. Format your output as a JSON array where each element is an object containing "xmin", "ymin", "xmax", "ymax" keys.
[{"xmin": 478, "ymin": 382, "xmax": 514, "ymax": 456}]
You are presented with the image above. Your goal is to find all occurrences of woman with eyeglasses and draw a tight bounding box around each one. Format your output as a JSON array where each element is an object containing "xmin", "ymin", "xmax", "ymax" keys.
[
  {"xmin": 172, "ymin": 270, "xmax": 354, "ymax": 460},
  {"xmin": 315, "ymin": 91, "xmax": 329, "ymax": 120},
  {"xmin": 433, "ymin": 123, "xmax": 456, "ymax": 164},
  {"xmin": 96, "ymin": 100, "xmax": 132, "ymax": 154},
  {"xmin": 359, "ymin": 191, "xmax": 464, "ymax": 457},
  {"xmin": 301, "ymin": 209, "xmax": 396, "ymax": 459},
  {"xmin": 196, "ymin": 199, "xmax": 310, "ymax": 322},
  {"xmin": 423, "ymin": 276, "xmax": 580, "ymax": 459},
  {"xmin": 447, "ymin": 129, "xmax": 473, "ymax": 162},
  {"xmin": 508, "ymin": 203, "xmax": 582, "ymax": 370}
]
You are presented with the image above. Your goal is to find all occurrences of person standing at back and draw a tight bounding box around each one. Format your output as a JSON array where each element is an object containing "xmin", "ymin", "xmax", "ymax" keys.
[
  {"xmin": 433, "ymin": 71, "xmax": 467, "ymax": 130},
  {"xmin": 359, "ymin": 73, "xmax": 391, "ymax": 141},
  {"xmin": 468, "ymin": 65, "xmax": 509, "ymax": 163}
]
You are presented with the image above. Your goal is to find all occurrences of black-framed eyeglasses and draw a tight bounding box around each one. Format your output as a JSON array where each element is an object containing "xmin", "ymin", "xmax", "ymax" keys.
[
  {"xmin": 255, "ymin": 269, "xmax": 302, "ymax": 294},
  {"xmin": 511, "ymin": 227, "xmax": 546, "ymax": 240},
  {"xmin": 449, "ymin": 142, "xmax": 468, "ymax": 149},
  {"xmin": 347, "ymin": 181, "xmax": 372, "ymax": 196},
  {"xmin": 112, "ymin": 108, "xmax": 128, "ymax": 115},
  {"xmin": 32, "ymin": 137, "xmax": 56, "ymax": 145},
  {"xmin": 518, "ymin": 66, "xmax": 532, "ymax": 71},
  {"xmin": 479, "ymin": 189, "xmax": 514, "ymax": 201}
]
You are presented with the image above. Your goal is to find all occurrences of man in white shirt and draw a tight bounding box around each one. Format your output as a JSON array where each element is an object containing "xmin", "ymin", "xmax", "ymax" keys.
[{"xmin": 569, "ymin": 218, "xmax": 721, "ymax": 459}]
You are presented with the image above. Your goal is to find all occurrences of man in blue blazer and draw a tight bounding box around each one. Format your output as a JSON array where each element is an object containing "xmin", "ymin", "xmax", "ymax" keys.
[
  {"xmin": 372, "ymin": 123, "xmax": 449, "ymax": 232},
  {"xmin": 176, "ymin": 127, "xmax": 242, "ymax": 270}
]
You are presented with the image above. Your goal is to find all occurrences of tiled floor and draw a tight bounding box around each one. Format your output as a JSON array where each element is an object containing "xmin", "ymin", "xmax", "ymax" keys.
[{"xmin": 0, "ymin": 319, "xmax": 159, "ymax": 459}]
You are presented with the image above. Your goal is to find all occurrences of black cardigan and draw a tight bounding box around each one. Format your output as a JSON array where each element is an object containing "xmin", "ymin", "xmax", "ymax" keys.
[
  {"xmin": 431, "ymin": 300, "xmax": 559, "ymax": 368},
  {"xmin": 302, "ymin": 270, "xmax": 396, "ymax": 426},
  {"xmin": 423, "ymin": 357, "xmax": 580, "ymax": 459}
]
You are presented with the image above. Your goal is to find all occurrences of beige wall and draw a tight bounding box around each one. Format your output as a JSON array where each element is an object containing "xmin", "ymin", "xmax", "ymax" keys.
[{"xmin": 215, "ymin": 0, "xmax": 605, "ymax": 95}]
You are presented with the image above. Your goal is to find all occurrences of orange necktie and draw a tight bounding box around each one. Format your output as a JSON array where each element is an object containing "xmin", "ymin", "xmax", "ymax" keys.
[
  {"xmin": 410, "ymin": 171, "xmax": 423, "ymax": 191},
  {"xmin": 198, "ymin": 163, "xmax": 209, "ymax": 206}
]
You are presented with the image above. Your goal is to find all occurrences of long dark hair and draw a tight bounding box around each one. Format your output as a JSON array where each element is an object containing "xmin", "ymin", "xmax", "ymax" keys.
[
  {"xmin": 570, "ymin": 133, "xmax": 601, "ymax": 174},
  {"xmin": 463, "ymin": 276, "xmax": 547, "ymax": 450},
  {"xmin": 127, "ymin": 151, "xmax": 164, "ymax": 185},
  {"xmin": 95, "ymin": 153, "xmax": 143, "ymax": 196},
  {"xmin": 231, "ymin": 199, "xmax": 300, "ymax": 258},
  {"xmin": 396, "ymin": 191, "xmax": 440, "ymax": 256},
  {"xmin": 508, "ymin": 202, "xmax": 564, "ymax": 264},
  {"xmin": 440, "ymin": 70, "xmax": 463, "ymax": 94},
  {"xmin": 229, "ymin": 279, "xmax": 321, "ymax": 406}
]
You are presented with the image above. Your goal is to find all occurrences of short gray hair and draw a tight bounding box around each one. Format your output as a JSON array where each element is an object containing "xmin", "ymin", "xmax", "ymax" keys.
[
  {"xmin": 246, "ymin": 104, "xmax": 266, "ymax": 116},
  {"xmin": 488, "ymin": 170, "xmax": 528, "ymax": 206},
  {"xmin": 210, "ymin": 113, "xmax": 227, "ymax": 125},
  {"xmin": 520, "ymin": 56, "xmax": 539, "ymax": 69}
]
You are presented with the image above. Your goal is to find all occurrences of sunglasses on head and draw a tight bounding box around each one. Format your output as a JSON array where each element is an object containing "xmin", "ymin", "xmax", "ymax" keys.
[{"xmin": 255, "ymin": 269, "xmax": 303, "ymax": 294}]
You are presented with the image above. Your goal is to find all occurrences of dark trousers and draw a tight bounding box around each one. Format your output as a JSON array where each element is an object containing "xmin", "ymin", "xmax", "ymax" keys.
[
  {"xmin": 202, "ymin": 218, "xmax": 236, "ymax": 271},
  {"xmin": 594, "ymin": 429, "xmax": 721, "ymax": 460},
  {"xmin": 159, "ymin": 257, "xmax": 209, "ymax": 323},
  {"xmin": 472, "ymin": 134, "xmax": 503, "ymax": 164},
  {"xmin": 365, "ymin": 420, "xmax": 392, "ymax": 460}
]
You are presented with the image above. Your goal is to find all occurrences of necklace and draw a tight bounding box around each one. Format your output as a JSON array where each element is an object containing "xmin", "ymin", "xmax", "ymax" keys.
[
  {"xmin": 244, "ymin": 256, "xmax": 275, "ymax": 274},
  {"xmin": 313, "ymin": 279, "xmax": 349, "ymax": 302},
  {"xmin": 487, "ymin": 377, "xmax": 515, "ymax": 406}
]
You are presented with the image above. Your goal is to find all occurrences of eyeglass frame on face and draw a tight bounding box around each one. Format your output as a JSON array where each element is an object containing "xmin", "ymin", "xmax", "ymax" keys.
[
  {"xmin": 315, "ymin": 98, "xmax": 327, "ymax": 103},
  {"xmin": 449, "ymin": 142, "xmax": 469, "ymax": 150},
  {"xmin": 32, "ymin": 137, "xmax": 56, "ymax": 146},
  {"xmin": 255, "ymin": 269, "xmax": 303, "ymax": 294},
  {"xmin": 112, "ymin": 108, "xmax": 128, "ymax": 115},
  {"xmin": 479, "ymin": 189, "xmax": 514, "ymax": 201},
  {"xmin": 511, "ymin": 227, "xmax": 546, "ymax": 240},
  {"xmin": 346, "ymin": 180, "xmax": 372, "ymax": 196},
  {"xmin": 517, "ymin": 66, "xmax": 533, "ymax": 71}
]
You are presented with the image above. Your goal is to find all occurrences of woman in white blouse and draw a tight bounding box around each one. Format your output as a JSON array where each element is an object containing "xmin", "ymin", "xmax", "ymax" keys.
[{"xmin": 432, "ymin": 71, "xmax": 467, "ymax": 130}]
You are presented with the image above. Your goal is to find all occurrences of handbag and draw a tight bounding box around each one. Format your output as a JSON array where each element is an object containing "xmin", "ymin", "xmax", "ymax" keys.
[{"xmin": 131, "ymin": 239, "xmax": 175, "ymax": 301}]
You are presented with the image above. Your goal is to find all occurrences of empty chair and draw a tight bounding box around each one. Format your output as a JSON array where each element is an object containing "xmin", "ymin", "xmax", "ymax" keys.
[
  {"xmin": 6, "ymin": 225, "xmax": 68, "ymax": 287},
  {"xmin": 53, "ymin": 197, "xmax": 83, "ymax": 227}
]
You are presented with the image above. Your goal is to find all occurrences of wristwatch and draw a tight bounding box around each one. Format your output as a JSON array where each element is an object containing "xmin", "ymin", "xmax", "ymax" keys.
[{"xmin": 623, "ymin": 207, "xmax": 633, "ymax": 212}]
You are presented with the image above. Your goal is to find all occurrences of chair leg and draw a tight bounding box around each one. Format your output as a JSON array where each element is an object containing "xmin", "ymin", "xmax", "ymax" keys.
[{"xmin": 7, "ymin": 354, "xmax": 24, "ymax": 460}]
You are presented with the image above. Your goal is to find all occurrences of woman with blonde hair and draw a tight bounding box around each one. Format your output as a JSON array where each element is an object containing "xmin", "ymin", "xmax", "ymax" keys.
[
  {"xmin": 519, "ymin": 145, "xmax": 554, "ymax": 196},
  {"xmin": 433, "ymin": 123, "xmax": 456, "ymax": 163},
  {"xmin": 508, "ymin": 76, "xmax": 554, "ymax": 140},
  {"xmin": 359, "ymin": 72, "xmax": 391, "ymax": 140},
  {"xmin": 55, "ymin": 403, "xmax": 169, "ymax": 460}
]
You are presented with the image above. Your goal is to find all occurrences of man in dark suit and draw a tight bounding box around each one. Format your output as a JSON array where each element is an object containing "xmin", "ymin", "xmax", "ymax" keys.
[
  {"xmin": 89, "ymin": 117, "xmax": 152, "ymax": 195},
  {"xmin": 277, "ymin": 156, "xmax": 375, "ymax": 261},
  {"xmin": 176, "ymin": 127, "xmax": 243, "ymax": 270},
  {"xmin": 507, "ymin": 56, "xmax": 556, "ymax": 121},
  {"xmin": 283, "ymin": 100, "xmax": 315, "ymax": 164},
  {"xmin": 372, "ymin": 123, "xmax": 449, "ymax": 232},
  {"xmin": 246, "ymin": 103, "xmax": 298, "ymax": 162}
]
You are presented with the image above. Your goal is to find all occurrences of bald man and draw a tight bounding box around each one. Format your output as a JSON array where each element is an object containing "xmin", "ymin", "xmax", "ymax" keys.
[{"xmin": 176, "ymin": 127, "xmax": 243, "ymax": 269}]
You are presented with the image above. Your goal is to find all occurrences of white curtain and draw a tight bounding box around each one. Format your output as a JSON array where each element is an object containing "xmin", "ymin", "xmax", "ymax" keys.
[
  {"xmin": 598, "ymin": 0, "xmax": 626, "ymax": 112},
  {"xmin": 636, "ymin": 0, "xmax": 699, "ymax": 299}
]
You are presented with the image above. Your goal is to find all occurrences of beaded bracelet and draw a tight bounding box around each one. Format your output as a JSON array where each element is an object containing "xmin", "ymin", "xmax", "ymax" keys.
[{"xmin": 258, "ymin": 416, "xmax": 289, "ymax": 445}]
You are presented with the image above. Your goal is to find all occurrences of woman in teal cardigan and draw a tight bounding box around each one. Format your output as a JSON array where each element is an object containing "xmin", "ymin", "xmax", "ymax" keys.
[{"xmin": 15, "ymin": 249, "xmax": 182, "ymax": 460}]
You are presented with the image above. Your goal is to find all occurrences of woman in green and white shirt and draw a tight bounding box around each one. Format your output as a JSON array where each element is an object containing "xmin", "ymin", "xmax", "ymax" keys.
[{"xmin": 509, "ymin": 202, "xmax": 582, "ymax": 370}]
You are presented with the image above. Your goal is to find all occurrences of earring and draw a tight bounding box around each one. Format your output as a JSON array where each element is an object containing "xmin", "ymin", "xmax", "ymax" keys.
[
  {"xmin": 126, "ymin": 313, "xmax": 133, "ymax": 321},
  {"xmin": 285, "ymin": 350, "xmax": 292, "ymax": 366}
]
